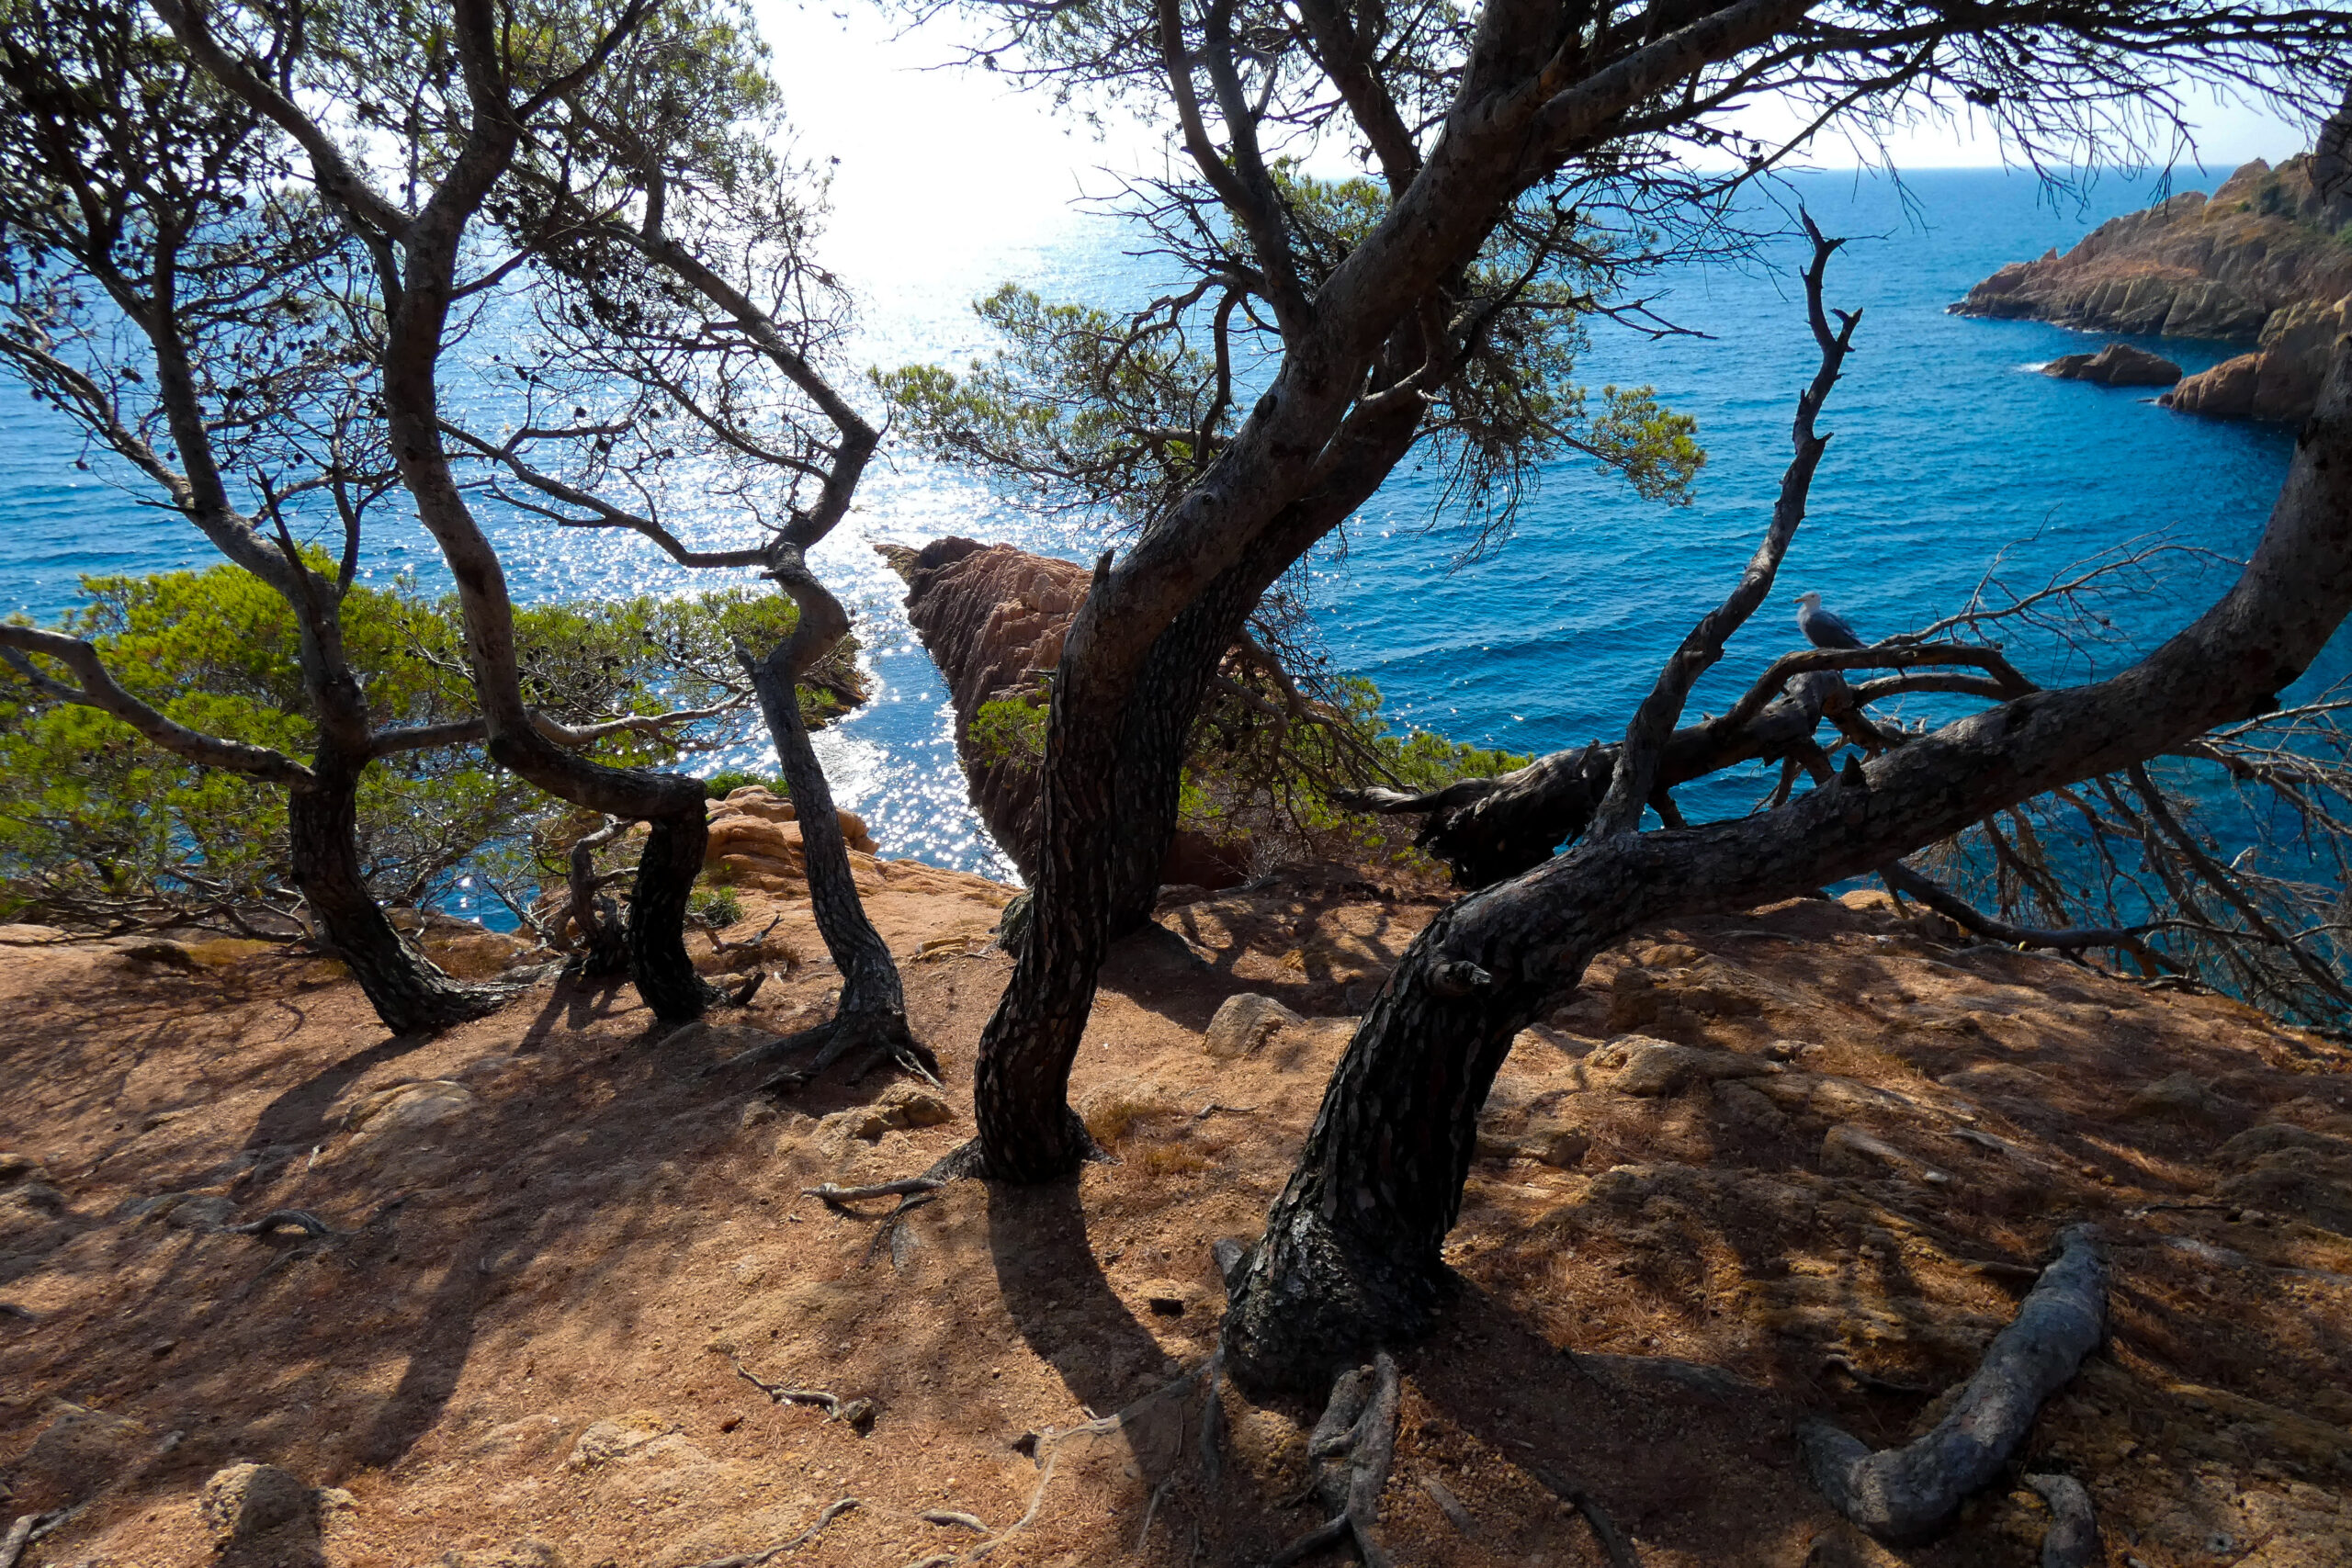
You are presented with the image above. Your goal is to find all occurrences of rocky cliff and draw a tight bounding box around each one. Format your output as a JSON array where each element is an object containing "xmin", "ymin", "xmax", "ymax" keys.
[
  {"xmin": 884, "ymin": 536, "xmax": 1251, "ymax": 889},
  {"xmin": 2162, "ymin": 291, "xmax": 2352, "ymax": 422},
  {"xmin": 1956, "ymin": 147, "xmax": 2352, "ymax": 423},
  {"xmin": 880, "ymin": 536, "xmax": 1091, "ymax": 882}
]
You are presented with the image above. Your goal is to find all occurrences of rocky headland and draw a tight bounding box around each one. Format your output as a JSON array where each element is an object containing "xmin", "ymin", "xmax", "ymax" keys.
[{"xmin": 1956, "ymin": 120, "xmax": 2352, "ymax": 425}]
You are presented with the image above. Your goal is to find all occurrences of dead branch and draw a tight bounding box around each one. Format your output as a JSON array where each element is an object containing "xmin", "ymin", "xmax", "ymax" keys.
[
  {"xmin": 732, "ymin": 1358, "xmax": 878, "ymax": 1435},
  {"xmin": 1590, "ymin": 212, "xmax": 1858, "ymax": 840},
  {"xmin": 1802, "ymin": 1225, "xmax": 2107, "ymax": 1543},
  {"xmin": 562, "ymin": 816, "xmax": 631, "ymax": 975},
  {"xmin": 2024, "ymin": 1473, "xmax": 2098, "ymax": 1568},
  {"xmin": 1880, "ymin": 861, "xmax": 2169, "ymax": 964},
  {"xmin": 0, "ymin": 1513, "xmax": 35, "ymax": 1568},
  {"xmin": 679, "ymin": 1496, "xmax": 859, "ymax": 1568},
  {"xmin": 713, "ymin": 914, "xmax": 784, "ymax": 955}
]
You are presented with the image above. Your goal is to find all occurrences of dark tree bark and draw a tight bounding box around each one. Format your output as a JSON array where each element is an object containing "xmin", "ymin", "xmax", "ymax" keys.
[
  {"xmin": 1348, "ymin": 645, "xmax": 2030, "ymax": 887},
  {"xmin": 969, "ymin": 404, "xmax": 1423, "ymax": 1180},
  {"xmin": 734, "ymin": 549, "xmax": 940, "ymax": 1089},
  {"xmin": 156, "ymin": 0, "xmax": 719, "ymax": 1022},
  {"xmin": 935, "ymin": 0, "xmax": 2350, "ymax": 1190},
  {"xmin": 1220, "ymin": 346, "xmax": 2352, "ymax": 1391},
  {"xmin": 286, "ymin": 764, "xmax": 496, "ymax": 1033}
]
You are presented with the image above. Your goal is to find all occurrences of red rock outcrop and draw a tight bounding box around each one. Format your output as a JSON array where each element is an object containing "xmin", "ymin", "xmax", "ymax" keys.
[
  {"xmin": 1956, "ymin": 156, "xmax": 2352, "ymax": 346},
  {"xmin": 881, "ymin": 537, "xmax": 1090, "ymax": 880},
  {"xmin": 700, "ymin": 785, "xmax": 882, "ymax": 895},
  {"xmin": 1958, "ymin": 150, "xmax": 2352, "ymax": 426},
  {"xmin": 2163, "ymin": 292, "xmax": 2352, "ymax": 423},
  {"xmin": 883, "ymin": 537, "xmax": 1249, "ymax": 888}
]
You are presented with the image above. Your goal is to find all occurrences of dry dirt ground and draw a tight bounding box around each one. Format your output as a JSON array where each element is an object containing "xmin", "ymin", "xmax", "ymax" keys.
[{"xmin": 5, "ymin": 863, "xmax": 2352, "ymax": 1568}]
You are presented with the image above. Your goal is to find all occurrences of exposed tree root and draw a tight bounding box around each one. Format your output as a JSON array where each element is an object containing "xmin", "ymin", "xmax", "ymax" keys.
[
  {"xmin": 756, "ymin": 1010, "xmax": 943, "ymax": 1096},
  {"xmin": 919, "ymin": 1511, "xmax": 987, "ymax": 1532},
  {"xmin": 1801, "ymin": 1224, "xmax": 2108, "ymax": 1544},
  {"xmin": 1, "ymin": 1513, "xmax": 35, "ymax": 1568},
  {"xmin": 1419, "ymin": 1476, "xmax": 1474, "ymax": 1537},
  {"xmin": 223, "ymin": 1208, "xmax": 348, "ymax": 1240},
  {"xmin": 1266, "ymin": 1352, "xmax": 1402, "ymax": 1568},
  {"xmin": 732, "ymin": 1358, "xmax": 878, "ymax": 1435},
  {"xmin": 679, "ymin": 1496, "xmax": 858, "ymax": 1568},
  {"xmin": 944, "ymin": 1353, "xmax": 1226, "ymax": 1567},
  {"xmin": 1527, "ymin": 1465, "xmax": 1642, "ymax": 1568},
  {"xmin": 2025, "ymin": 1473, "xmax": 2098, "ymax": 1568},
  {"xmin": 805, "ymin": 1136, "xmax": 993, "ymax": 1214},
  {"xmin": 1820, "ymin": 1351, "xmax": 1938, "ymax": 1398},
  {"xmin": 803, "ymin": 1177, "xmax": 948, "ymax": 1207},
  {"xmin": 700, "ymin": 1003, "xmax": 943, "ymax": 1094}
]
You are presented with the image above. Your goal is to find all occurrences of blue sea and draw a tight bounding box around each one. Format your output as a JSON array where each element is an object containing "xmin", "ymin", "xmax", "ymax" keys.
[{"xmin": 0, "ymin": 168, "xmax": 2314, "ymax": 903}]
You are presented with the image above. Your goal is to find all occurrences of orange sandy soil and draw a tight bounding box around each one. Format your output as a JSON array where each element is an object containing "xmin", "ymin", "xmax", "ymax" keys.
[{"xmin": 4, "ymin": 864, "xmax": 2352, "ymax": 1568}]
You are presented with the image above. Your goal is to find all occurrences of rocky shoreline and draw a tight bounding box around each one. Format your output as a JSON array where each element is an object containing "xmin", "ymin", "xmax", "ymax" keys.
[{"xmin": 1955, "ymin": 121, "xmax": 2352, "ymax": 425}]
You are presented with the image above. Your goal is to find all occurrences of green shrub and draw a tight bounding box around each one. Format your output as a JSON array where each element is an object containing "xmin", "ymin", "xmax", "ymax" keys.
[
  {"xmin": 704, "ymin": 770, "xmax": 791, "ymax": 798},
  {"xmin": 690, "ymin": 885, "xmax": 744, "ymax": 928},
  {"xmin": 970, "ymin": 694, "xmax": 1050, "ymax": 764},
  {"xmin": 0, "ymin": 565, "xmax": 842, "ymax": 924}
]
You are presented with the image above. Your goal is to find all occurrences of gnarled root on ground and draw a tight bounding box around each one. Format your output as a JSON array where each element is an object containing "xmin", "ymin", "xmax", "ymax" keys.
[
  {"xmin": 731, "ymin": 1357, "xmax": 878, "ymax": 1435},
  {"xmin": 1801, "ymin": 1224, "xmax": 2107, "ymax": 1544},
  {"xmin": 952, "ymin": 1352, "xmax": 1227, "ymax": 1567},
  {"xmin": 1266, "ymin": 1351, "xmax": 1403, "ymax": 1568},
  {"xmin": 2025, "ymin": 1473, "xmax": 2098, "ymax": 1568},
  {"xmin": 759, "ymin": 1008, "xmax": 941, "ymax": 1095},
  {"xmin": 678, "ymin": 1496, "xmax": 858, "ymax": 1568},
  {"xmin": 1524, "ymin": 1464, "xmax": 1642, "ymax": 1568},
  {"xmin": 701, "ymin": 1006, "xmax": 942, "ymax": 1094}
]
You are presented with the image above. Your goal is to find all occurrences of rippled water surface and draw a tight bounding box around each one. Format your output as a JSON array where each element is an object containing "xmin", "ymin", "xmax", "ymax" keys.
[{"xmin": 0, "ymin": 169, "xmax": 2311, "ymax": 882}]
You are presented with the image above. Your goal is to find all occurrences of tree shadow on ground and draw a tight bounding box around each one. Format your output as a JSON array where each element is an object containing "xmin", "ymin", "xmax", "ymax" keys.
[{"xmin": 985, "ymin": 1173, "xmax": 1176, "ymax": 1418}]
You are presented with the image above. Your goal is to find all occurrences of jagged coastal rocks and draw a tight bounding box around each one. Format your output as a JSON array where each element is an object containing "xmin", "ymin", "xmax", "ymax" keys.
[
  {"xmin": 875, "ymin": 537, "xmax": 1090, "ymax": 882},
  {"xmin": 1956, "ymin": 126, "xmax": 2352, "ymax": 426},
  {"xmin": 2042, "ymin": 343, "xmax": 2182, "ymax": 387},
  {"xmin": 2164, "ymin": 293, "xmax": 2352, "ymax": 421},
  {"xmin": 878, "ymin": 537, "xmax": 1250, "ymax": 888}
]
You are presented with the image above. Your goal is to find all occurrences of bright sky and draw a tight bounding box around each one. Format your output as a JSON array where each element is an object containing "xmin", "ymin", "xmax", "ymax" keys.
[{"xmin": 752, "ymin": 1, "xmax": 2324, "ymax": 249}]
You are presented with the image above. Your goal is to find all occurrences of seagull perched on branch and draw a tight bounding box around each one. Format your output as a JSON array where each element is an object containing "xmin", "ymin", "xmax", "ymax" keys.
[{"xmin": 1795, "ymin": 591, "xmax": 1866, "ymax": 650}]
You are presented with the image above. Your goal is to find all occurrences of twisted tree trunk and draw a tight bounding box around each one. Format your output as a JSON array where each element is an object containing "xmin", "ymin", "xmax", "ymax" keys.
[
  {"xmin": 1222, "ymin": 344, "xmax": 2352, "ymax": 1391},
  {"xmin": 286, "ymin": 761, "xmax": 499, "ymax": 1033},
  {"xmin": 969, "ymin": 405, "xmax": 1424, "ymax": 1180},
  {"xmin": 733, "ymin": 550, "xmax": 939, "ymax": 1089}
]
